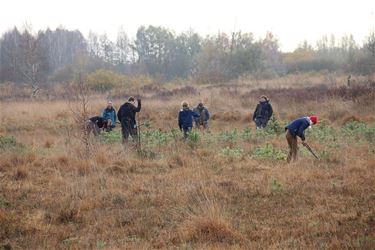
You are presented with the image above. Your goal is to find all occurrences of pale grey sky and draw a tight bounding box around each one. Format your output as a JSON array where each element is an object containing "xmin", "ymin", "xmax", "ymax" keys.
[{"xmin": 1, "ymin": 0, "xmax": 374, "ymax": 51}]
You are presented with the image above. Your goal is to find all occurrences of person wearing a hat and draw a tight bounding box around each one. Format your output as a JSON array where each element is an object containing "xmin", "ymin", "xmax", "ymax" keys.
[
  {"xmin": 178, "ymin": 101, "xmax": 199, "ymax": 140},
  {"xmin": 102, "ymin": 101, "xmax": 117, "ymax": 132},
  {"xmin": 193, "ymin": 102, "xmax": 210, "ymax": 130},
  {"xmin": 253, "ymin": 95, "xmax": 273, "ymax": 129},
  {"xmin": 117, "ymin": 96, "xmax": 141, "ymax": 144},
  {"xmin": 285, "ymin": 115, "xmax": 318, "ymax": 163}
]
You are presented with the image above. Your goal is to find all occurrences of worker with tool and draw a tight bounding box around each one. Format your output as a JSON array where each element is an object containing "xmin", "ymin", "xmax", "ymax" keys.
[{"xmin": 285, "ymin": 115, "xmax": 318, "ymax": 163}]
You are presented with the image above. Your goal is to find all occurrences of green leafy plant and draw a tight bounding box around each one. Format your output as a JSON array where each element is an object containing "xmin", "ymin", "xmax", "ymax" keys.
[
  {"xmin": 252, "ymin": 144, "xmax": 286, "ymax": 161},
  {"xmin": 220, "ymin": 147, "xmax": 244, "ymax": 158}
]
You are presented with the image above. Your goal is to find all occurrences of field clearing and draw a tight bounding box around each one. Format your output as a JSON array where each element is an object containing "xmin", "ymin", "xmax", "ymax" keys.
[{"xmin": 0, "ymin": 78, "xmax": 375, "ymax": 249}]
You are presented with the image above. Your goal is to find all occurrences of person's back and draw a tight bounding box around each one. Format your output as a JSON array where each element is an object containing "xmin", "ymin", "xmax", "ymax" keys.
[
  {"xmin": 285, "ymin": 116, "xmax": 317, "ymax": 163},
  {"xmin": 118, "ymin": 99, "xmax": 141, "ymax": 124},
  {"xmin": 117, "ymin": 97, "xmax": 141, "ymax": 144},
  {"xmin": 285, "ymin": 117, "xmax": 310, "ymax": 141}
]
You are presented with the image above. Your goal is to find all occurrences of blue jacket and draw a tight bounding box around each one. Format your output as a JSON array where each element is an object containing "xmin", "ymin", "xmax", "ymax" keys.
[
  {"xmin": 102, "ymin": 107, "xmax": 117, "ymax": 125},
  {"xmin": 285, "ymin": 117, "xmax": 311, "ymax": 141},
  {"xmin": 178, "ymin": 108, "xmax": 199, "ymax": 129}
]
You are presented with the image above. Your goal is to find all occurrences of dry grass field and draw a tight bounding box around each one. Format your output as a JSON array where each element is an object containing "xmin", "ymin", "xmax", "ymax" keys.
[{"xmin": 0, "ymin": 74, "xmax": 375, "ymax": 249}]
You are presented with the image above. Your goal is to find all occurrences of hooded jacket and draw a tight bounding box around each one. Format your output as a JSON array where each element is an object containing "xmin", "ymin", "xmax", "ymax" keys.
[
  {"xmin": 178, "ymin": 108, "xmax": 199, "ymax": 129},
  {"xmin": 253, "ymin": 101, "xmax": 273, "ymax": 121},
  {"xmin": 117, "ymin": 100, "xmax": 141, "ymax": 125},
  {"xmin": 102, "ymin": 107, "xmax": 117, "ymax": 124},
  {"xmin": 285, "ymin": 117, "xmax": 312, "ymax": 141}
]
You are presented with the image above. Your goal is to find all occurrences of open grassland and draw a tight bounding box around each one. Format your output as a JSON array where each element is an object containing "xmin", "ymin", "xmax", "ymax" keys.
[{"xmin": 0, "ymin": 76, "xmax": 375, "ymax": 249}]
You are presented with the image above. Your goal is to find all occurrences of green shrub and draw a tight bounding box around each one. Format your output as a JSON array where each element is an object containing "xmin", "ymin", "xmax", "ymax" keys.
[
  {"xmin": 99, "ymin": 131, "xmax": 122, "ymax": 144},
  {"xmin": 252, "ymin": 144, "xmax": 286, "ymax": 161},
  {"xmin": 265, "ymin": 116, "xmax": 284, "ymax": 135},
  {"xmin": 241, "ymin": 127, "xmax": 252, "ymax": 141},
  {"xmin": 0, "ymin": 136, "xmax": 24, "ymax": 151},
  {"xmin": 86, "ymin": 69, "xmax": 122, "ymax": 92},
  {"xmin": 220, "ymin": 147, "xmax": 244, "ymax": 158},
  {"xmin": 219, "ymin": 129, "xmax": 239, "ymax": 142}
]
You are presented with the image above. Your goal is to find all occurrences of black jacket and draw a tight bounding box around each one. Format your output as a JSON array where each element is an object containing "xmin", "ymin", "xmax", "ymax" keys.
[
  {"xmin": 117, "ymin": 100, "xmax": 141, "ymax": 124},
  {"xmin": 253, "ymin": 101, "xmax": 273, "ymax": 121},
  {"xmin": 89, "ymin": 116, "xmax": 106, "ymax": 128}
]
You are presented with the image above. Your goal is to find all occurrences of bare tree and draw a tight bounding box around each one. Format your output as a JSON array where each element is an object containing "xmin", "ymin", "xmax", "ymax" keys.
[{"xmin": 68, "ymin": 72, "xmax": 92, "ymax": 159}]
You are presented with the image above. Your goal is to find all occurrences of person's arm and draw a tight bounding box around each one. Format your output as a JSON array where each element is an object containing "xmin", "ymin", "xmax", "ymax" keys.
[
  {"xmin": 253, "ymin": 105, "xmax": 259, "ymax": 121},
  {"xmin": 268, "ymin": 104, "xmax": 273, "ymax": 119},
  {"xmin": 192, "ymin": 111, "xmax": 200, "ymax": 119},
  {"xmin": 134, "ymin": 99, "xmax": 141, "ymax": 112},
  {"xmin": 297, "ymin": 123, "xmax": 308, "ymax": 141},
  {"xmin": 117, "ymin": 107, "xmax": 122, "ymax": 122},
  {"xmin": 205, "ymin": 109, "xmax": 210, "ymax": 121}
]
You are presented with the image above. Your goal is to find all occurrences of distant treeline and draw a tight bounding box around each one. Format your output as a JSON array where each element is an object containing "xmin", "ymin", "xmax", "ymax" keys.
[{"xmin": 0, "ymin": 25, "xmax": 374, "ymax": 85}]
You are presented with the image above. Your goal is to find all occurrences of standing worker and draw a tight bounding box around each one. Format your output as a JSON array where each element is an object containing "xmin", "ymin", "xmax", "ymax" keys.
[
  {"xmin": 285, "ymin": 115, "xmax": 318, "ymax": 163},
  {"xmin": 178, "ymin": 101, "xmax": 199, "ymax": 140},
  {"xmin": 253, "ymin": 95, "xmax": 273, "ymax": 129},
  {"xmin": 102, "ymin": 101, "xmax": 116, "ymax": 132},
  {"xmin": 117, "ymin": 96, "xmax": 141, "ymax": 145},
  {"xmin": 193, "ymin": 102, "xmax": 210, "ymax": 130}
]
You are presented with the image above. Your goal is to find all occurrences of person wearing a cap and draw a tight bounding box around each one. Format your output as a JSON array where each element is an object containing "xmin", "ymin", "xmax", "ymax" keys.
[
  {"xmin": 178, "ymin": 101, "xmax": 199, "ymax": 140},
  {"xmin": 193, "ymin": 102, "xmax": 210, "ymax": 129},
  {"xmin": 253, "ymin": 95, "xmax": 273, "ymax": 129},
  {"xmin": 285, "ymin": 115, "xmax": 318, "ymax": 163},
  {"xmin": 102, "ymin": 101, "xmax": 117, "ymax": 132},
  {"xmin": 117, "ymin": 96, "xmax": 141, "ymax": 144}
]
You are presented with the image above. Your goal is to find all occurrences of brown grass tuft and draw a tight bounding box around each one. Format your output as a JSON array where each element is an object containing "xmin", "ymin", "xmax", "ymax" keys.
[
  {"xmin": 13, "ymin": 166, "xmax": 28, "ymax": 180},
  {"xmin": 178, "ymin": 214, "xmax": 245, "ymax": 245}
]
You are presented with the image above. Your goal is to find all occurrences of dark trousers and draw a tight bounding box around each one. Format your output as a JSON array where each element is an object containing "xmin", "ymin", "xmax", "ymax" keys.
[
  {"xmin": 286, "ymin": 129, "xmax": 298, "ymax": 163},
  {"xmin": 182, "ymin": 127, "xmax": 191, "ymax": 140},
  {"xmin": 255, "ymin": 117, "xmax": 269, "ymax": 129},
  {"xmin": 121, "ymin": 121, "xmax": 138, "ymax": 143}
]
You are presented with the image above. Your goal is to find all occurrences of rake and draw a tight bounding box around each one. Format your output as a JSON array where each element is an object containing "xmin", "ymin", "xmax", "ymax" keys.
[{"xmin": 302, "ymin": 141, "xmax": 319, "ymax": 160}]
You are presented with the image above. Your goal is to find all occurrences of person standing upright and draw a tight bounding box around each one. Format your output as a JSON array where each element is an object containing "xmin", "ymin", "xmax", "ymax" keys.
[
  {"xmin": 253, "ymin": 95, "xmax": 273, "ymax": 129},
  {"xmin": 193, "ymin": 102, "xmax": 210, "ymax": 130},
  {"xmin": 178, "ymin": 101, "xmax": 199, "ymax": 140},
  {"xmin": 117, "ymin": 96, "xmax": 141, "ymax": 144}
]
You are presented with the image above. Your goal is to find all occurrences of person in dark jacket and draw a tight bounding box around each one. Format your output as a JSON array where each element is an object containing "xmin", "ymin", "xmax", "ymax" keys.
[
  {"xmin": 87, "ymin": 116, "xmax": 108, "ymax": 136},
  {"xmin": 193, "ymin": 102, "xmax": 210, "ymax": 129},
  {"xmin": 285, "ymin": 115, "xmax": 318, "ymax": 163},
  {"xmin": 102, "ymin": 101, "xmax": 116, "ymax": 132},
  {"xmin": 253, "ymin": 95, "xmax": 273, "ymax": 129},
  {"xmin": 178, "ymin": 101, "xmax": 199, "ymax": 140},
  {"xmin": 117, "ymin": 96, "xmax": 141, "ymax": 144}
]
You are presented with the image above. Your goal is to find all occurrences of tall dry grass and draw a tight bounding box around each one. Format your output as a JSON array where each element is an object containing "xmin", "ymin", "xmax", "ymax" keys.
[{"xmin": 0, "ymin": 75, "xmax": 374, "ymax": 249}]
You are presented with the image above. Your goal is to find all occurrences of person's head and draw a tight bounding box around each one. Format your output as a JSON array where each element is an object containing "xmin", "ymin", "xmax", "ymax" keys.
[
  {"xmin": 107, "ymin": 101, "xmax": 113, "ymax": 108},
  {"xmin": 128, "ymin": 96, "xmax": 135, "ymax": 104},
  {"xmin": 181, "ymin": 101, "xmax": 189, "ymax": 109},
  {"xmin": 198, "ymin": 102, "xmax": 204, "ymax": 109},
  {"xmin": 259, "ymin": 95, "xmax": 268, "ymax": 102},
  {"xmin": 309, "ymin": 115, "xmax": 318, "ymax": 125}
]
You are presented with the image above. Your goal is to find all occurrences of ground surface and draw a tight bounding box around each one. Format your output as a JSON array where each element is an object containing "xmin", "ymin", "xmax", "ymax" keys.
[{"xmin": 0, "ymin": 77, "xmax": 374, "ymax": 249}]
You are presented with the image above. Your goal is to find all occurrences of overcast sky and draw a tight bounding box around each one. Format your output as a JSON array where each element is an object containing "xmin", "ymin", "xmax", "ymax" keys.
[{"xmin": 1, "ymin": 0, "xmax": 374, "ymax": 51}]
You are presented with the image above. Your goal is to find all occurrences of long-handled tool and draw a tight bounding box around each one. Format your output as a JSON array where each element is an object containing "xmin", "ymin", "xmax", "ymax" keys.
[{"xmin": 302, "ymin": 141, "xmax": 319, "ymax": 160}]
